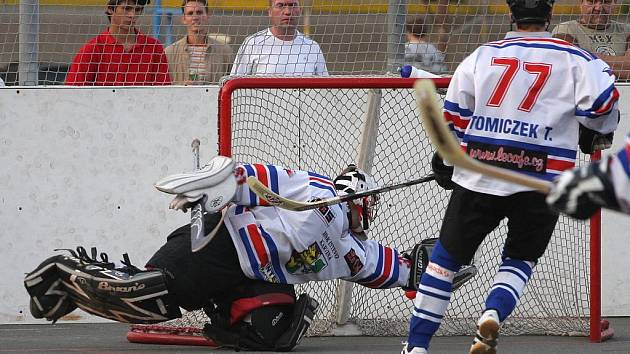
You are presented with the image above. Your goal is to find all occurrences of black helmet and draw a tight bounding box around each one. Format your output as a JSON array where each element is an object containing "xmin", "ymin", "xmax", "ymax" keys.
[{"xmin": 506, "ymin": 0, "xmax": 554, "ymax": 25}]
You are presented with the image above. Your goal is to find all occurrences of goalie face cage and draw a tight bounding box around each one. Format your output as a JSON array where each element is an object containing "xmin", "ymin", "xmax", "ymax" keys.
[{"xmin": 128, "ymin": 77, "xmax": 607, "ymax": 345}]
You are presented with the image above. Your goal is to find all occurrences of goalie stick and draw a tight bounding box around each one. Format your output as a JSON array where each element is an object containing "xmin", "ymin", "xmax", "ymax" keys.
[
  {"xmin": 413, "ymin": 79, "xmax": 552, "ymax": 194},
  {"xmin": 189, "ymin": 139, "xmax": 207, "ymax": 252},
  {"xmin": 246, "ymin": 174, "xmax": 435, "ymax": 212}
]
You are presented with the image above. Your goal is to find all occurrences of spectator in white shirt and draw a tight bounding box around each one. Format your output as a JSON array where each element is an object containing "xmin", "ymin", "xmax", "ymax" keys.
[{"xmin": 231, "ymin": 0, "xmax": 328, "ymax": 76}]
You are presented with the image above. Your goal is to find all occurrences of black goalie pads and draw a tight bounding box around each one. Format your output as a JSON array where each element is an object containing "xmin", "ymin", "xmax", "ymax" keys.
[
  {"xmin": 203, "ymin": 282, "xmax": 319, "ymax": 351},
  {"xmin": 24, "ymin": 255, "xmax": 78, "ymax": 322},
  {"xmin": 24, "ymin": 247, "xmax": 181, "ymax": 324},
  {"xmin": 404, "ymin": 237, "xmax": 477, "ymax": 291}
]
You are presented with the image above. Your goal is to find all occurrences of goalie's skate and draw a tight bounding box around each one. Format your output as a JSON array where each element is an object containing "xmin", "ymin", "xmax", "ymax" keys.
[{"xmin": 469, "ymin": 310, "xmax": 500, "ymax": 354}]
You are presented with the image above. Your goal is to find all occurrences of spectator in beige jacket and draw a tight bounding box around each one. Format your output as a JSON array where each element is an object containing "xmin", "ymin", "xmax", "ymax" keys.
[{"xmin": 165, "ymin": 0, "xmax": 232, "ymax": 85}]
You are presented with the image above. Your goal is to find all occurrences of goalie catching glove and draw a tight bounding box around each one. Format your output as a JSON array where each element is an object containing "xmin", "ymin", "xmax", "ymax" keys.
[
  {"xmin": 546, "ymin": 158, "xmax": 620, "ymax": 219},
  {"xmin": 155, "ymin": 155, "xmax": 237, "ymax": 213}
]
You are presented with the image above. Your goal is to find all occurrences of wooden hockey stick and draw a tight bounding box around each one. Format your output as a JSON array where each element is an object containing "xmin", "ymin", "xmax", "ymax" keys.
[
  {"xmin": 413, "ymin": 79, "xmax": 552, "ymax": 194},
  {"xmin": 246, "ymin": 174, "xmax": 435, "ymax": 211},
  {"xmin": 189, "ymin": 139, "xmax": 207, "ymax": 252}
]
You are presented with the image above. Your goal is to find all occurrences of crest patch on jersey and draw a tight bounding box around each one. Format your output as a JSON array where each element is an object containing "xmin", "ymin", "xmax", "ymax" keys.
[
  {"xmin": 344, "ymin": 248, "xmax": 364, "ymax": 276},
  {"xmin": 285, "ymin": 243, "xmax": 328, "ymax": 274},
  {"xmin": 467, "ymin": 141, "xmax": 547, "ymax": 174},
  {"xmin": 313, "ymin": 200, "xmax": 336, "ymax": 225}
]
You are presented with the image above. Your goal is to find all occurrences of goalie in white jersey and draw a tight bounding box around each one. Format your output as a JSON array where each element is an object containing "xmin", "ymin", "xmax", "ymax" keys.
[
  {"xmin": 404, "ymin": 0, "xmax": 620, "ymax": 353},
  {"xmin": 23, "ymin": 157, "xmax": 475, "ymax": 351}
]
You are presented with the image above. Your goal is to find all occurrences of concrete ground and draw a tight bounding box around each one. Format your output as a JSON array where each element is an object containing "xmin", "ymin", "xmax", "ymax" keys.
[{"xmin": 1, "ymin": 317, "xmax": 629, "ymax": 354}]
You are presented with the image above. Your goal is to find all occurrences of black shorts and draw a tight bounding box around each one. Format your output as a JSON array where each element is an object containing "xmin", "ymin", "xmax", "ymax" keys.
[
  {"xmin": 146, "ymin": 213, "xmax": 249, "ymax": 311},
  {"xmin": 439, "ymin": 185, "xmax": 559, "ymax": 265}
]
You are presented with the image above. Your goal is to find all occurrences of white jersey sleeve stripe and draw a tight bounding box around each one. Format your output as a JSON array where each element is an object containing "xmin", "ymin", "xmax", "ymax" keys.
[
  {"xmin": 237, "ymin": 226, "xmax": 266, "ymax": 280},
  {"xmin": 259, "ymin": 226, "xmax": 288, "ymax": 283},
  {"xmin": 237, "ymin": 223, "xmax": 287, "ymax": 283},
  {"xmin": 357, "ymin": 246, "xmax": 399, "ymax": 288},
  {"xmin": 444, "ymin": 100, "xmax": 473, "ymax": 117},
  {"xmin": 575, "ymin": 84, "xmax": 620, "ymax": 118},
  {"xmin": 307, "ymin": 172, "xmax": 336, "ymax": 197},
  {"xmin": 234, "ymin": 164, "xmax": 288, "ymax": 206}
]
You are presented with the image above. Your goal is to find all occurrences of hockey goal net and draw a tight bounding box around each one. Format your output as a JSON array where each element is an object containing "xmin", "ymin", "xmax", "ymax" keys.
[{"xmin": 128, "ymin": 77, "xmax": 608, "ymax": 344}]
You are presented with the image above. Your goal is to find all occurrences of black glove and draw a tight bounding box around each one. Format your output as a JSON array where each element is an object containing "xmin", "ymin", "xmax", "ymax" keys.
[
  {"xmin": 546, "ymin": 159, "xmax": 620, "ymax": 219},
  {"xmin": 431, "ymin": 152, "xmax": 456, "ymax": 190},
  {"xmin": 578, "ymin": 124, "xmax": 615, "ymax": 154}
]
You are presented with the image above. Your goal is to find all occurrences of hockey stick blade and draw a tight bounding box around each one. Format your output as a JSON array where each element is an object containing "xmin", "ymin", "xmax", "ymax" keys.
[
  {"xmin": 413, "ymin": 79, "xmax": 552, "ymax": 194},
  {"xmin": 189, "ymin": 138, "xmax": 208, "ymax": 253},
  {"xmin": 247, "ymin": 174, "xmax": 435, "ymax": 211}
]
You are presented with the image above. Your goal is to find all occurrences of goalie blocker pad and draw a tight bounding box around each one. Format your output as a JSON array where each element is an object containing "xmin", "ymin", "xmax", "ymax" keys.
[
  {"xmin": 24, "ymin": 249, "xmax": 181, "ymax": 324},
  {"xmin": 404, "ymin": 237, "xmax": 478, "ymax": 292},
  {"xmin": 203, "ymin": 282, "xmax": 319, "ymax": 351}
]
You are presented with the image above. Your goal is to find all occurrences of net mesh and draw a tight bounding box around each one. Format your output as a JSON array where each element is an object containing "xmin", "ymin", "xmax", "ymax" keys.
[
  {"xmin": 1, "ymin": 0, "xmax": 629, "ymax": 85},
  {"xmin": 157, "ymin": 77, "xmax": 593, "ymax": 337}
]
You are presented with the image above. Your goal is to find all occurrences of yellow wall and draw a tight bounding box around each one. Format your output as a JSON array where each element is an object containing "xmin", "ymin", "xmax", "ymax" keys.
[{"xmin": 1, "ymin": 0, "xmax": 583, "ymax": 15}]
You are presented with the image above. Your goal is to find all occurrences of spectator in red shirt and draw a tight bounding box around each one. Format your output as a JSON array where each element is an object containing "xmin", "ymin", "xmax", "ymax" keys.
[{"xmin": 65, "ymin": 0, "xmax": 171, "ymax": 86}]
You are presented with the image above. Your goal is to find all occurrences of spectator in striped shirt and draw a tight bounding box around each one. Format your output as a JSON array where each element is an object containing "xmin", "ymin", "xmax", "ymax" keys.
[{"xmin": 164, "ymin": 0, "xmax": 233, "ymax": 85}]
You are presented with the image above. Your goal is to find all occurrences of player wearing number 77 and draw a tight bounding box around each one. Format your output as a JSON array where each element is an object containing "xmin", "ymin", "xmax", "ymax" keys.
[{"xmin": 403, "ymin": 0, "xmax": 620, "ymax": 353}]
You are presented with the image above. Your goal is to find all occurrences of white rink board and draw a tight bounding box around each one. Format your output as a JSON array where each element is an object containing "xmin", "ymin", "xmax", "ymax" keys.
[
  {"xmin": 601, "ymin": 84, "xmax": 630, "ymax": 316},
  {"xmin": 0, "ymin": 86, "xmax": 218, "ymax": 323},
  {"xmin": 0, "ymin": 84, "xmax": 629, "ymax": 325}
]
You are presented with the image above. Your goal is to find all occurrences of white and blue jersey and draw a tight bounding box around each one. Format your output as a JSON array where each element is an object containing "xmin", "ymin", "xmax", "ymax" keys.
[
  {"xmin": 444, "ymin": 31, "xmax": 619, "ymax": 196},
  {"xmin": 222, "ymin": 163, "xmax": 410, "ymax": 288}
]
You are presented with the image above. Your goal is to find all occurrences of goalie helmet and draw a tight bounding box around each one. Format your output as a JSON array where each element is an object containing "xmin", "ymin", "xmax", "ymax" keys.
[
  {"xmin": 506, "ymin": 0, "xmax": 554, "ymax": 25},
  {"xmin": 333, "ymin": 165, "xmax": 378, "ymax": 237}
]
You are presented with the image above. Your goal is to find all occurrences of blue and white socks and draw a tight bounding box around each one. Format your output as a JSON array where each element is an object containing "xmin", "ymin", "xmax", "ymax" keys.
[
  {"xmin": 484, "ymin": 258, "xmax": 535, "ymax": 322},
  {"xmin": 407, "ymin": 240, "xmax": 461, "ymax": 349}
]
